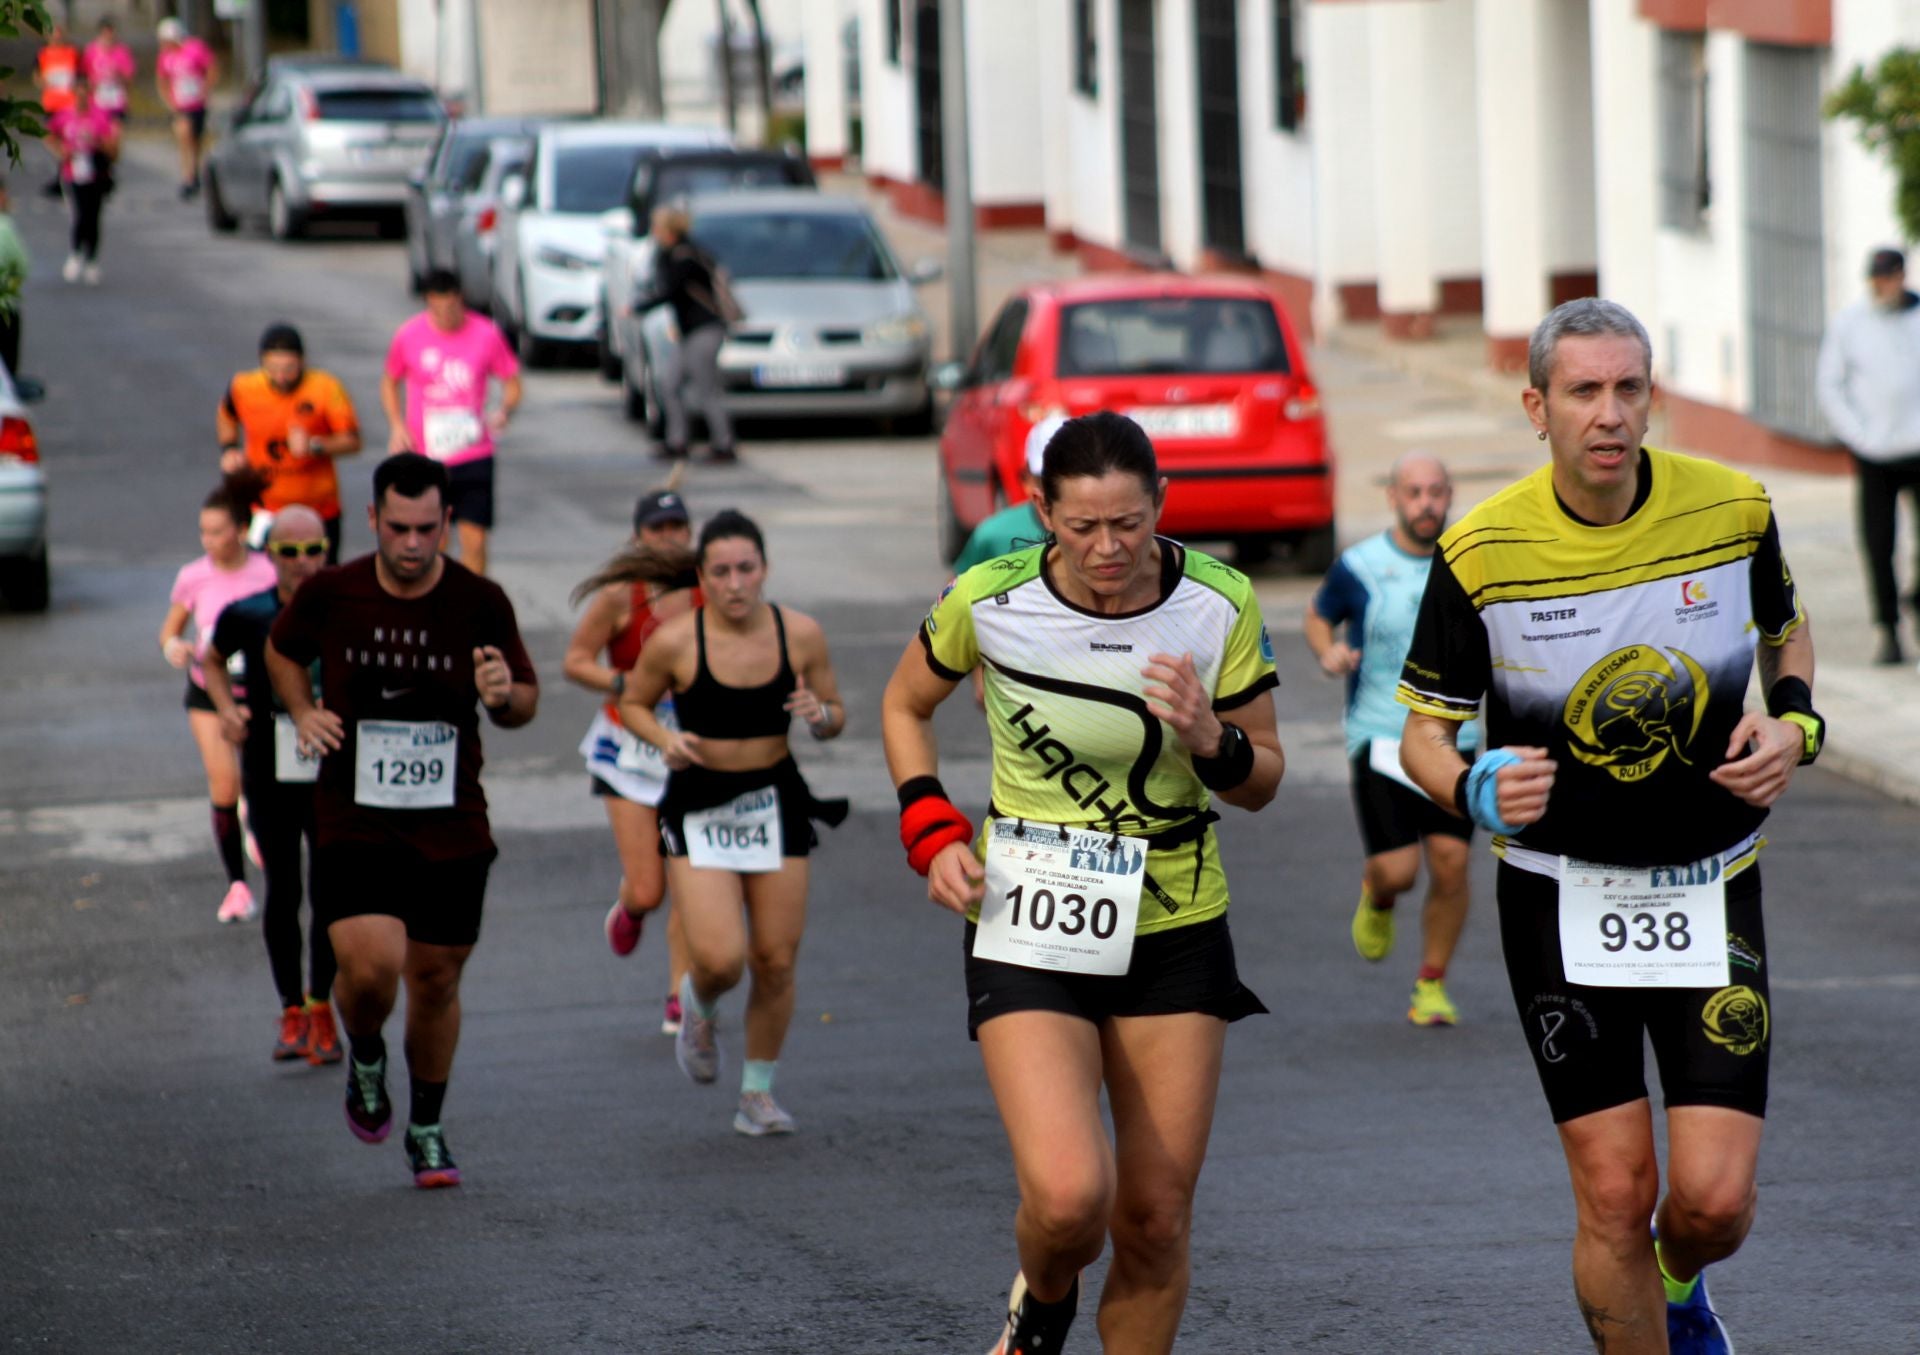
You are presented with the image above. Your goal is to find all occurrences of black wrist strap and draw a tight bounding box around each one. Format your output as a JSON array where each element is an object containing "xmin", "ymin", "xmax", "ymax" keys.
[
  {"xmin": 1452, "ymin": 767, "xmax": 1473, "ymax": 820},
  {"xmin": 1193, "ymin": 723, "xmax": 1255, "ymax": 791},
  {"xmin": 1765, "ymin": 675, "xmax": 1814, "ymax": 719},
  {"xmin": 897, "ymin": 775, "xmax": 948, "ymax": 812}
]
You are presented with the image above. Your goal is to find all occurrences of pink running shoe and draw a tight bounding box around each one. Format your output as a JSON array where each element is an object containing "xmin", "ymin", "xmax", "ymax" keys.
[
  {"xmin": 218, "ymin": 881, "xmax": 256, "ymax": 924},
  {"xmin": 662, "ymin": 992, "xmax": 682, "ymax": 1036},
  {"xmin": 604, "ymin": 900, "xmax": 643, "ymax": 957}
]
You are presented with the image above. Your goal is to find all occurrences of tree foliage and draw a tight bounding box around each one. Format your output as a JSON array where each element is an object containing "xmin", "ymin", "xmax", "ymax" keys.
[
  {"xmin": 0, "ymin": 0, "xmax": 52, "ymax": 160},
  {"xmin": 1826, "ymin": 48, "xmax": 1920, "ymax": 244}
]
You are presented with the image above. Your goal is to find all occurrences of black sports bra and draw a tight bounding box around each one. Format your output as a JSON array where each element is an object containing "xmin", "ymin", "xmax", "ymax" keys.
[{"xmin": 675, "ymin": 604, "xmax": 796, "ymax": 739}]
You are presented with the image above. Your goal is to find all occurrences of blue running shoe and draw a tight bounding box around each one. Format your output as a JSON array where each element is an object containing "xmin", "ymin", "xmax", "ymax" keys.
[{"xmin": 1667, "ymin": 1267, "xmax": 1735, "ymax": 1355}]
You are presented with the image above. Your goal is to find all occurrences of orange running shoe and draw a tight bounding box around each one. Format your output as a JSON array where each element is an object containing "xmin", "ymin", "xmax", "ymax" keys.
[
  {"xmin": 273, "ymin": 1006, "xmax": 309, "ymax": 1061},
  {"xmin": 305, "ymin": 999, "xmax": 342, "ymax": 1065}
]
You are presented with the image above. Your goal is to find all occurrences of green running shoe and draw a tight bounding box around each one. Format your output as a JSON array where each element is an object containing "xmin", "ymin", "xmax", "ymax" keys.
[
  {"xmin": 1407, "ymin": 977, "xmax": 1459, "ymax": 1026},
  {"xmin": 1351, "ymin": 890, "xmax": 1395, "ymax": 962}
]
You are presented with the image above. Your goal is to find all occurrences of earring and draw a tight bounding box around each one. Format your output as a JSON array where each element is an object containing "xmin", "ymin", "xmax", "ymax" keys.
[{"xmin": 1535, "ymin": 429, "xmax": 1548, "ymax": 442}]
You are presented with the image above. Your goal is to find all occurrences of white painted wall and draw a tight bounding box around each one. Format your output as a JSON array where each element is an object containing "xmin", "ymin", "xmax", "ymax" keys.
[
  {"xmin": 1155, "ymin": 0, "xmax": 1201, "ymax": 265},
  {"xmin": 1426, "ymin": 0, "xmax": 1485, "ymax": 283},
  {"xmin": 1307, "ymin": 0, "xmax": 1377, "ymax": 312},
  {"xmin": 1650, "ymin": 31, "xmax": 1750, "ymax": 410},
  {"xmin": 1588, "ymin": 0, "xmax": 1659, "ymax": 329},
  {"xmin": 1039, "ymin": 0, "xmax": 1076, "ymax": 234},
  {"xmin": 1540, "ymin": 0, "xmax": 1597, "ymax": 275},
  {"xmin": 855, "ymin": 0, "xmax": 915, "ymax": 181},
  {"xmin": 1062, "ymin": 0, "xmax": 1125, "ymax": 249},
  {"xmin": 396, "ymin": 0, "xmax": 476, "ymax": 104},
  {"xmin": 659, "ymin": 0, "xmax": 807, "ymax": 116},
  {"xmin": 967, "ymin": 0, "xmax": 1045, "ymax": 206},
  {"xmin": 1473, "ymin": 0, "xmax": 1551, "ymax": 339},
  {"xmin": 1238, "ymin": 0, "xmax": 1314, "ymax": 280},
  {"xmin": 801, "ymin": 0, "xmax": 850, "ymax": 159}
]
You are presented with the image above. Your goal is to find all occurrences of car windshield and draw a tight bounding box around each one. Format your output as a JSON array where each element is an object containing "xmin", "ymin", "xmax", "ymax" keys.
[
  {"xmin": 553, "ymin": 145, "xmax": 642, "ymax": 213},
  {"xmin": 1056, "ymin": 298, "xmax": 1289, "ymax": 376},
  {"xmin": 314, "ymin": 89, "xmax": 443, "ymax": 123},
  {"xmin": 647, "ymin": 160, "xmax": 807, "ymax": 209},
  {"xmin": 693, "ymin": 211, "xmax": 895, "ymax": 281}
]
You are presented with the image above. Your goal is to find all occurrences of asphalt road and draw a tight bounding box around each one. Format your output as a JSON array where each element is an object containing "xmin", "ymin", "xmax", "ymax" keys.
[{"xmin": 1, "ymin": 143, "xmax": 1916, "ymax": 1354}]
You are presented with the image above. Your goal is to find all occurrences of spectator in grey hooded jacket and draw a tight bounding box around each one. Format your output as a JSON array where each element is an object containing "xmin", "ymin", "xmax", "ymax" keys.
[{"xmin": 1817, "ymin": 246, "xmax": 1920, "ymax": 664}]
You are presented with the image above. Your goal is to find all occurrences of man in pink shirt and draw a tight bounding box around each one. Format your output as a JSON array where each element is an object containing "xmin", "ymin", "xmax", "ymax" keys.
[
  {"xmin": 82, "ymin": 19, "xmax": 136, "ymax": 123},
  {"xmin": 155, "ymin": 17, "xmax": 215, "ymax": 199},
  {"xmin": 380, "ymin": 270, "xmax": 522, "ymax": 576}
]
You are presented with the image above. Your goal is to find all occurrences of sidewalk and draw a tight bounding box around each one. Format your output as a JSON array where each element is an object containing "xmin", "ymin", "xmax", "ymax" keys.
[{"xmin": 1327, "ymin": 318, "xmax": 1920, "ymax": 807}]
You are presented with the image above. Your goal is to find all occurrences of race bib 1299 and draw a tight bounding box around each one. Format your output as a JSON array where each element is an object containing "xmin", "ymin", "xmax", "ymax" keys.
[{"xmin": 354, "ymin": 719, "xmax": 457, "ymax": 809}]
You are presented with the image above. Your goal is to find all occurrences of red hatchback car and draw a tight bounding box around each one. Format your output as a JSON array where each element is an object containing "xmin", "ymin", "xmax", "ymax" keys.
[{"xmin": 936, "ymin": 274, "xmax": 1334, "ymax": 568}]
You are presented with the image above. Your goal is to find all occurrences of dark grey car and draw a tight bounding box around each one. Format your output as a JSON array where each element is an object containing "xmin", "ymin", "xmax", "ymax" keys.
[{"xmin": 403, "ymin": 116, "xmax": 545, "ymax": 292}]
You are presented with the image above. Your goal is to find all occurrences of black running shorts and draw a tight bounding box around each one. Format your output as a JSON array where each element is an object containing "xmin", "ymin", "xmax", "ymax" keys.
[
  {"xmin": 962, "ymin": 915, "xmax": 1267, "ymax": 1040},
  {"xmin": 183, "ymin": 679, "xmax": 217, "ymax": 713},
  {"xmin": 446, "ymin": 457, "xmax": 496, "ymax": 529},
  {"xmin": 1497, "ymin": 860, "xmax": 1770, "ymax": 1124},
  {"xmin": 312, "ymin": 841, "xmax": 497, "ymax": 947},
  {"xmin": 1349, "ymin": 750, "xmax": 1473, "ymax": 857}
]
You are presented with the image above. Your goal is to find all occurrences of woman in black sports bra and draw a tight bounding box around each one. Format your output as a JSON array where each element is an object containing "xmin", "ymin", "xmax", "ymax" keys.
[{"xmin": 619, "ymin": 509, "xmax": 847, "ymax": 1138}]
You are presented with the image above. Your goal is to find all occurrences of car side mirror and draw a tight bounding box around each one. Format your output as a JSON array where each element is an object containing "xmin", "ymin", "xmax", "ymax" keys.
[
  {"xmin": 600, "ymin": 206, "xmax": 636, "ymax": 239},
  {"xmin": 930, "ymin": 360, "xmax": 967, "ymax": 392},
  {"xmin": 500, "ymin": 174, "xmax": 527, "ymax": 211},
  {"xmin": 15, "ymin": 377, "xmax": 45, "ymax": 403},
  {"xmin": 908, "ymin": 258, "xmax": 944, "ymax": 286}
]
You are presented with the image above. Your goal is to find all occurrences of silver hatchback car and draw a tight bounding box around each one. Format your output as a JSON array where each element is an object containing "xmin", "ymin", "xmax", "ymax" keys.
[{"xmin": 205, "ymin": 66, "xmax": 445, "ymax": 239}]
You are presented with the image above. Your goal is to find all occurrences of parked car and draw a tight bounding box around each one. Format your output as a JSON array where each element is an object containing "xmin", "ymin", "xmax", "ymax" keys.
[
  {"xmin": 600, "ymin": 146, "xmax": 817, "ymax": 383},
  {"xmin": 491, "ymin": 121, "xmax": 729, "ymax": 367},
  {"xmin": 620, "ymin": 191, "xmax": 939, "ymax": 437},
  {"xmin": 0, "ymin": 364, "xmax": 49, "ymax": 611},
  {"xmin": 453, "ymin": 137, "xmax": 534, "ymax": 313},
  {"xmin": 934, "ymin": 275, "xmax": 1334, "ymax": 568},
  {"xmin": 403, "ymin": 116, "xmax": 546, "ymax": 292},
  {"xmin": 205, "ymin": 65, "xmax": 445, "ymax": 240}
]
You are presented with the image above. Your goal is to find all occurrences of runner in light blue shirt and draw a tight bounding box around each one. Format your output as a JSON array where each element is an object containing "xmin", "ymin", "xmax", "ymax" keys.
[{"xmin": 1305, "ymin": 452, "xmax": 1479, "ymax": 1026}]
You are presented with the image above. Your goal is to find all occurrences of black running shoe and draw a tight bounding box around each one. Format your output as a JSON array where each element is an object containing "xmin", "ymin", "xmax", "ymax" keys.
[
  {"xmin": 404, "ymin": 1123, "xmax": 461, "ymax": 1189},
  {"xmin": 987, "ymin": 1272, "xmax": 1078, "ymax": 1354},
  {"xmin": 345, "ymin": 1056, "xmax": 393, "ymax": 1143}
]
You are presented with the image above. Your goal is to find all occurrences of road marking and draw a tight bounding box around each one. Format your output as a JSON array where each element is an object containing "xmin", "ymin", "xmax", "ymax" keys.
[{"xmin": 1773, "ymin": 974, "xmax": 1920, "ymax": 992}]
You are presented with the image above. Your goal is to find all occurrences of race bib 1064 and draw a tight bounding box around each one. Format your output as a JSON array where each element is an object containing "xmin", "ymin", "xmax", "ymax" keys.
[
  {"xmin": 973, "ymin": 821, "xmax": 1144, "ymax": 976},
  {"xmin": 1558, "ymin": 856, "xmax": 1729, "ymax": 988},
  {"xmin": 354, "ymin": 719, "xmax": 457, "ymax": 809},
  {"xmin": 273, "ymin": 713, "xmax": 321, "ymax": 784},
  {"xmin": 684, "ymin": 786, "xmax": 782, "ymax": 873}
]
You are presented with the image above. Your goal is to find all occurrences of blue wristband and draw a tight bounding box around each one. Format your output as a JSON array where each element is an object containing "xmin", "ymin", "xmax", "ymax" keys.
[{"xmin": 1464, "ymin": 749, "xmax": 1525, "ymax": 835}]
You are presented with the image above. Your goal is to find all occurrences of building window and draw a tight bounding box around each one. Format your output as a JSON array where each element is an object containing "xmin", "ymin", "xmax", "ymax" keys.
[
  {"xmin": 1658, "ymin": 31, "xmax": 1711, "ymax": 231},
  {"xmin": 1074, "ymin": 0, "xmax": 1098, "ymax": 97},
  {"xmin": 1274, "ymin": 0, "xmax": 1302, "ymax": 132},
  {"xmin": 887, "ymin": 0, "xmax": 903, "ymax": 67}
]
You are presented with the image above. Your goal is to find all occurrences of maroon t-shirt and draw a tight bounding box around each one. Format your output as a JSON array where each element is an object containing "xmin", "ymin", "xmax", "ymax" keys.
[{"xmin": 269, "ymin": 555, "xmax": 537, "ymax": 859}]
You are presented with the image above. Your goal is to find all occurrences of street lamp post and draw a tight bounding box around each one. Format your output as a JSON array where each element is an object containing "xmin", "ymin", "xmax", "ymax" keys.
[{"xmin": 939, "ymin": 0, "xmax": 977, "ymax": 364}]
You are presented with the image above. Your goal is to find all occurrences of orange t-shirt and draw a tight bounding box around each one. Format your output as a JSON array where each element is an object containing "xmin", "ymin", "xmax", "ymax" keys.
[
  {"xmin": 38, "ymin": 44, "xmax": 79, "ymax": 115},
  {"xmin": 222, "ymin": 369, "xmax": 360, "ymax": 519}
]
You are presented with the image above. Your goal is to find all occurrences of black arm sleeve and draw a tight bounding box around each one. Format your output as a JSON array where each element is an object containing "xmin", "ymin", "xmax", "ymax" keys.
[
  {"xmin": 1748, "ymin": 513, "xmax": 1804, "ymax": 644},
  {"xmin": 1397, "ymin": 551, "xmax": 1489, "ymax": 721}
]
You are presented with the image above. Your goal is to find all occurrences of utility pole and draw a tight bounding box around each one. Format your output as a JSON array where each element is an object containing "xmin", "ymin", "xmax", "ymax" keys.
[
  {"xmin": 242, "ymin": 0, "xmax": 267, "ymax": 88},
  {"xmin": 939, "ymin": 0, "xmax": 977, "ymax": 363}
]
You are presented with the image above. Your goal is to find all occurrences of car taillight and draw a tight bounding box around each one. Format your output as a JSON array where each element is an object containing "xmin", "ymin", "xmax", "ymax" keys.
[
  {"xmin": 297, "ymin": 87, "xmax": 318, "ymax": 120},
  {"xmin": 0, "ymin": 414, "xmax": 39, "ymax": 465},
  {"xmin": 1019, "ymin": 401, "xmax": 1067, "ymax": 426},
  {"xmin": 1283, "ymin": 388, "xmax": 1322, "ymax": 421},
  {"xmin": 476, "ymin": 205, "xmax": 497, "ymax": 234}
]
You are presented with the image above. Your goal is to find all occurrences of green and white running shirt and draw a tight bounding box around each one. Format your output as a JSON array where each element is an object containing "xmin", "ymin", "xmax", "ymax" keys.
[{"xmin": 920, "ymin": 540, "xmax": 1278, "ymax": 933}]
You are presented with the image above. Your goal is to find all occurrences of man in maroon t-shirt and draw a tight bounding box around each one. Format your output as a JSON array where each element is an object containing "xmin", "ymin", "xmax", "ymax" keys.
[{"xmin": 268, "ymin": 452, "xmax": 537, "ymax": 1189}]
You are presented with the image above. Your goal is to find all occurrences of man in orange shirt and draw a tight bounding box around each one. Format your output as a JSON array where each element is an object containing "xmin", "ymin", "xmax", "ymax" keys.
[
  {"xmin": 35, "ymin": 24, "xmax": 80, "ymax": 119},
  {"xmin": 219, "ymin": 324, "xmax": 363, "ymax": 561}
]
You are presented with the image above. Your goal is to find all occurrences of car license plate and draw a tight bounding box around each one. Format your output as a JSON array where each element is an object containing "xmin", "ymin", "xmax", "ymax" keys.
[
  {"xmin": 350, "ymin": 143, "xmax": 411, "ymax": 165},
  {"xmin": 1126, "ymin": 404, "xmax": 1238, "ymax": 438},
  {"xmin": 753, "ymin": 364, "xmax": 847, "ymax": 389}
]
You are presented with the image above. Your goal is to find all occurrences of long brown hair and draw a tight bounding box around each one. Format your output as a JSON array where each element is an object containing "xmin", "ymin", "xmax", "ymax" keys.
[
  {"xmin": 203, "ymin": 467, "xmax": 269, "ymax": 530},
  {"xmin": 570, "ymin": 542, "xmax": 698, "ymax": 608}
]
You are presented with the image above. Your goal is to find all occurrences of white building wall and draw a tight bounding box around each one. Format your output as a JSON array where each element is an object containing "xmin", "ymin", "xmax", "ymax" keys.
[
  {"xmin": 1239, "ymin": 0, "xmax": 1315, "ymax": 280},
  {"xmin": 1425, "ymin": 0, "xmax": 1484, "ymax": 283},
  {"xmin": 967, "ymin": 0, "xmax": 1045, "ymax": 206},
  {"xmin": 659, "ymin": 0, "xmax": 807, "ymax": 119},
  {"xmin": 1651, "ymin": 31, "xmax": 1751, "ymax": 410},
  {"xmin": 1588, "ymin": 1, "xmax": 1659, "ymax": 327},
  {"xmin": 1308, "ymin": 1, "xmax": 1377, "ymax": 311},
  {"xmin": 1540, "ymin": 0, "xmax": 1597, "ymax": 276},
  {"xmin": 801, "ymin": 0, "xmax": 851, "ymax": 160},
  {"xmin": 855, "ymin": 0, "xmax": 916, "ymax": 182},
  {"xmin": 1039, "ymin": 0, "xmax": 1076, "ymax": 234},
  {"xmin": 1158, "ymin": 0, "xmax": 1203, "ymax": 265},
  {"xmin": 1063, "ymin": 0, "xmax": 1125, "ymax": 250}
]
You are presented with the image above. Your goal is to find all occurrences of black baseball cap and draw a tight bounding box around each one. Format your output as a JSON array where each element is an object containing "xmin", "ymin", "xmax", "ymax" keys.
[
  {"xmin": 259, "ymin": 322, "xmax": 304, "ymax": 356},
  {"xmin": 633, "ymin": 490, "xmax": 690, "ymax": 529},
  {"xmin": 1869, "ymin": 248, "xmax": 1906, "ymax": 278}
]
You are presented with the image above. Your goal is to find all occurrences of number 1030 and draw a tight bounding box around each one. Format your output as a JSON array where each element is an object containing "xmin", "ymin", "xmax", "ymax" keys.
[
  {"xmin": 1599, "ymin": 911, "xmax": 1691, "ymax": 953},
  {"xmin": 1005, "ymin": 884, "xmax": 1119, "ymax": 940}
]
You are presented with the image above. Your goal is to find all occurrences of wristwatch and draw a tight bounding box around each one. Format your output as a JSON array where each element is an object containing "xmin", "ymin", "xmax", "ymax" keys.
[
  {"xmin": 609, "ymin": 672, "xmax": 626, "ymax": 698},
  {"xmin": 1779, "ymin": 710, "xmax": 1824, "ymax": 765}
]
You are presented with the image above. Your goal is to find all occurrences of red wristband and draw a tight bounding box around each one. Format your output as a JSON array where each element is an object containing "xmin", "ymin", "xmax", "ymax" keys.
[{"xmin": 900, "ymin": 795, "xmax": 973, "ymax": 876}]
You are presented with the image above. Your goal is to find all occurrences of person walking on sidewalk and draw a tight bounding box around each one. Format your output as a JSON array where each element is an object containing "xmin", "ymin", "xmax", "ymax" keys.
[
  {"xmin": 1399, "ymin": 299, "xmax": 1822, "ymax": 1355},
  {"xmin": 381, "ymin": 270, "xmax": 521, "ymax": 577},
  {"xmin": 1816, "ymin": 246, "xmax": 1920, "ymax": 665},
  {"xmin": 45, "ymin": 80, "xmax": 117, "ymax": 286},
  {"xmin": 202, "ymin": 505, "xmax": 340, "ymax": 1066},
  {"xmin": 642, "ymin": 206, "xmax": 736, "ymax": 464},
  {"xmin": 1306, "ymin": 451, "xmax": 1479, "ymax": 1026},
  {"xmin": 268, "ymin": 453, "xmax": 539, "ymax": 1188}
]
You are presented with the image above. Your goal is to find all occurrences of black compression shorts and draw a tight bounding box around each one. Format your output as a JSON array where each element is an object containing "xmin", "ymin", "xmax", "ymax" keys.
[
  {"xmin": 1497, "ymin": 861, "xmax": 1770, "ymax": 1124},
  {"xmin": 962, "ymin": 915, "xmax": 1267, "ymax": 1040},
  {"xmin": 1349, "ymin": 750, "xmax": 1473, "ymax": 856},
  {"xmin": 312, "ymin": 841, "xmax": 497, "ymax": 947},
  {"xmin": 446, "ymin": 457, "xmax": 495, "ymax": 529}
]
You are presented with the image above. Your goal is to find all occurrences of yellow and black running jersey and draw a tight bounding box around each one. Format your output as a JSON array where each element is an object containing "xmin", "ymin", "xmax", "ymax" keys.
[
  {"xmin": 1397, "ymin": 447, "xmax": 1803, "ymax": 866},
  {"xmin": 921, "ymin": 539, "xmax": 1278, "ymax": 934}
]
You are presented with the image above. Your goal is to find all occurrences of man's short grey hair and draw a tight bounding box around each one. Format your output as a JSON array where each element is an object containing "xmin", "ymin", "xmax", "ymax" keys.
[{"xmin": 1528, "ymin": 298, "xmax": 1652, "ymax": 392}]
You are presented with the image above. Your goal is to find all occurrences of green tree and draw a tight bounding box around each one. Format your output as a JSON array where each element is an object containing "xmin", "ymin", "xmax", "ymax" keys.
[
  {"xmin": 1826, "ymin": 47, "xmax": 1920, "ymax": 242},
  {"xmin": 0, "ymin": 1, "xmax": 52, "ymax": 313}
]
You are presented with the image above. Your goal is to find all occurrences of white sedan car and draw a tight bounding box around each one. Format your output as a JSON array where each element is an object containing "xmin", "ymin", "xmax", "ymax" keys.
[
  {"xmin": 0, "ymin": 362, "xmax": 48, "ymax": 611},
  {"xmin": 491, "ymin": 122, "xmax": 728, "ymax": 367}
]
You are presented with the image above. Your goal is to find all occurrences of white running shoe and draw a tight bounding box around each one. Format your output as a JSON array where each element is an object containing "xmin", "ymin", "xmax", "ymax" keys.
[
  {"xmin": 733, "ymin": 1090, "xmax": 796, "ymax": 1136},
  {"xmin": 217, "ymin": 880, "xmax": 256, "ymax": 924},
  {"xmin": 673, "ymin": 973, "xmax": 719, "ymax": 1084},
  {"xmin": 81, "ymin": 262, "xmax": 100, "ymax": 286},
  {"xmin": 61, "ymin": 254, "xmax": 81, "ymax": 283}
]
